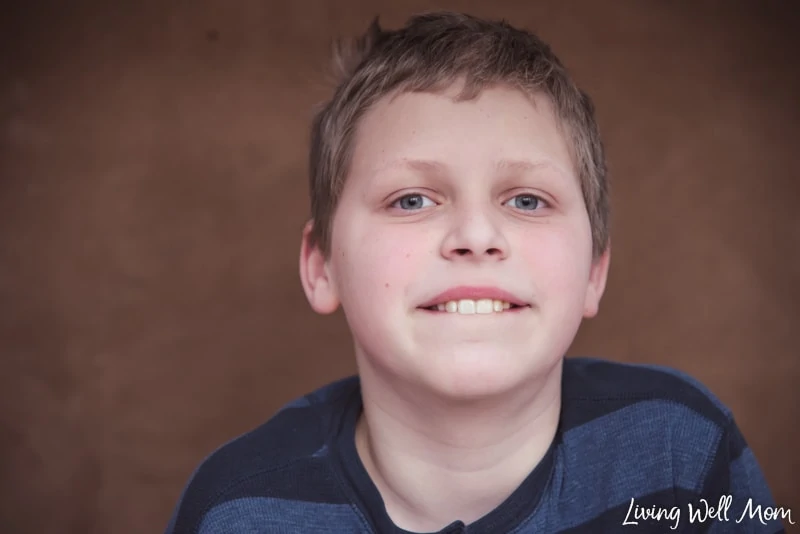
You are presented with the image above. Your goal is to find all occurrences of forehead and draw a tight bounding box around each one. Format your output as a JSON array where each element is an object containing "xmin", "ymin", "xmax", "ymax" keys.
[{"xmin": 346, "ymin": 84, "xmax": 576, "ymax": 188}]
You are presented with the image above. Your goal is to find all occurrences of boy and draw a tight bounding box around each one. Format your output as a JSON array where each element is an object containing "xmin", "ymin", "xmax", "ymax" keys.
[{"xmin": 165, "ymin": 12, "xmax": 786, "ymax": 533}]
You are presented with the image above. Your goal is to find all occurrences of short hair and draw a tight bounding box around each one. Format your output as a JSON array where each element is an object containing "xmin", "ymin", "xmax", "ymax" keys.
[{"xmin": 308, "ymin": 11, "xmax": 609, "ymax": 259}]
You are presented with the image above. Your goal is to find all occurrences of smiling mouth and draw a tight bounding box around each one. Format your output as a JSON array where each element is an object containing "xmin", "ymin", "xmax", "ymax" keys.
[{"xmin": 419, "ymin": 298, "xmax": 530, "ymax": 315}]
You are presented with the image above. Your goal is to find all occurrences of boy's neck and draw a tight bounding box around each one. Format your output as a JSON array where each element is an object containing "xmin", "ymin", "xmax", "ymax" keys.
[{"xmin": 354, "ymin": 360, "xmax": 563, "ymax": 532}]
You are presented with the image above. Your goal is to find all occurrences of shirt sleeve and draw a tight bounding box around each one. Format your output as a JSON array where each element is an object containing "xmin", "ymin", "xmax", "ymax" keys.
[{"xmin": 696, "ymin": 417, "xmax": 789, "ymax": 534}]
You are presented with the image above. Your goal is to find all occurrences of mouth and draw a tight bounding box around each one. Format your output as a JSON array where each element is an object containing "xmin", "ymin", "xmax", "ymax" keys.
[{"xmin": 418, "ymin": 299, "xmax": 531, "ymax": 315}]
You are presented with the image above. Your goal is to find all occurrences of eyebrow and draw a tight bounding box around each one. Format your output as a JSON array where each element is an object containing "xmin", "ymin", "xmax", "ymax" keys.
[{"xmin": 377, "ymin": 158, "xmax": 567, "ymax": 177}]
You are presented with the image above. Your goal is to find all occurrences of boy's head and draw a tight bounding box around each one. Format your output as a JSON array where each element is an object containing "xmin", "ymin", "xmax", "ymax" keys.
[
  {"xmin": 300, "ymin": 12, "xmax": 610, "ymax": 399},
  {"xmin": 307, "ymin": 11, "xmax": 609, "ymax": 261}
]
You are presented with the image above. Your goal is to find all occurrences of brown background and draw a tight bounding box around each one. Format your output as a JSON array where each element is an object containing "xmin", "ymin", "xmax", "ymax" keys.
[{"xmin": 1, "ymin": 1, "xmax": 798, "ymax": 533}]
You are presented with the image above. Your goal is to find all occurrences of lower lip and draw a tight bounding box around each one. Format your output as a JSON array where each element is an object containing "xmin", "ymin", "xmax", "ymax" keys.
[{"xmin": 417, "ymin": 306, "xmax": 530, "ymax": 315}]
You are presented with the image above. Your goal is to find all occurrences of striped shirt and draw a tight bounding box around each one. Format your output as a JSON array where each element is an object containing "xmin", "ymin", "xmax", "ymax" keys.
[{"xmin": 165, "ymin": 357, "xmax": 786, "ymax": 533}]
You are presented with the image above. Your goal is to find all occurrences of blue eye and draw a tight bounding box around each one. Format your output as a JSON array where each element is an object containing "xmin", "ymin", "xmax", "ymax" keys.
[
  {"xmin": 505, "ymin": 194, "xmax": 546, "ymax": 211},
  {"xmin": 391, "ymin": 193, "xmax": 436, "ymax": 210}
]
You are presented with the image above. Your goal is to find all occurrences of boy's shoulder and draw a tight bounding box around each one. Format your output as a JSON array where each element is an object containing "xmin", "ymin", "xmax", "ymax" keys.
[
  {"xmin": 199, "ymin": 374, "xmax": 358, "ymax": 468},
  {"xmin": 166, "ymin": 375, "xmax": 362, "ymax": 533},
  {"xmin": 558, "ymin": 357, "xmax": 737, "ymax": 499},
  {"xmin": 551, "ymin": 358, "xmax": 784, "ymax": 533}
]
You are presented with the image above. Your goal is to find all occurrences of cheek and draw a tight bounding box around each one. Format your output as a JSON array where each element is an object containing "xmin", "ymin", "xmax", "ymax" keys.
[
  {"xmin": 518, "ymin": 226, "xmax": 593, "ymax": 301},
  {"xmin": 337, "ymin": 225, "xmax": 428, "ymax": 308}
]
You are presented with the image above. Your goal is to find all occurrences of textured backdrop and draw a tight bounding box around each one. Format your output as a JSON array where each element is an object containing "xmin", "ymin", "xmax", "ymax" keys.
[{"xmin": 1, "ymin": 1, "xmax": 798, "ymax": 532}]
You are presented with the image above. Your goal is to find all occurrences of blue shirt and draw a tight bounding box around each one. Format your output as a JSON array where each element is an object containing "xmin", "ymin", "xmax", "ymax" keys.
[{"xmin": 165, "ymin": 358, "xmax": 787, "ymax": 533}]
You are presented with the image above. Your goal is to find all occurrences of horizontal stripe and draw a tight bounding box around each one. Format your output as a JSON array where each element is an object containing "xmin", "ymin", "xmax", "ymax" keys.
[{"xmin": 200, "ymin": 497, "xmax": 366, "ymax": 533}]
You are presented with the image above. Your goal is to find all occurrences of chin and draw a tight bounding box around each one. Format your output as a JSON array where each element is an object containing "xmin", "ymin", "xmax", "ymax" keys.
[{"xmin": 419, "ymin": 350, "xmax": 543, "ymax": 402}]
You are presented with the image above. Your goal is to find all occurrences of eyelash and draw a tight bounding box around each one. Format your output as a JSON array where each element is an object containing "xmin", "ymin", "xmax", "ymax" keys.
[{"xmin": 388, "ymin": 192, "xmax": 549, "ymax": 212}]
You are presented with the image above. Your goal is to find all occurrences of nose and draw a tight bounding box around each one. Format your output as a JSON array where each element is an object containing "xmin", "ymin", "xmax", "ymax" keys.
[{"xmin": 440, "ymin": 202, "xmax": 509, "ymax": 261}]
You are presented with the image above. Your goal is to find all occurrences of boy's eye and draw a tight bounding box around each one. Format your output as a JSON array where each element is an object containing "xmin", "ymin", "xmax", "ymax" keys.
[
  {"xmin": 504, "ymin": 194, "xmax": 546, "ymax": 211},
  {"xmin": 391, "ymin": 193, "xmax": 436, "ymax": 210},
  {"xmin": 389, "ymin": 193, "xmax": 547, "ymax": 211}
]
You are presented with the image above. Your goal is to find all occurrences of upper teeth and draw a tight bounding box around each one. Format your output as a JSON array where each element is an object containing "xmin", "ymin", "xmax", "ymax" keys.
[{"xmin": 434, "ymin": 299, "xmax": 514, "ymax": 314}]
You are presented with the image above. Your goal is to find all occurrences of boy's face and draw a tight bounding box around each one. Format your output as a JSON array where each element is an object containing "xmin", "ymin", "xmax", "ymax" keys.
[{"xmin": 301, "ymin": 82, "xmax": 610, "ymax": 400}]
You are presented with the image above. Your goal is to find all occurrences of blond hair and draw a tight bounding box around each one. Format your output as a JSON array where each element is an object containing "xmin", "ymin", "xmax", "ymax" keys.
[{"xmin": 308, "ymin": 11, "xmax": 609, "ymax": 259}]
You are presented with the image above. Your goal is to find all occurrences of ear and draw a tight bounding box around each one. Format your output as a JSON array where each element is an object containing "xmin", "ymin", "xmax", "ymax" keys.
[
  {"xmin": 583, "ymin": 242, "xmax": 611, "ymax": 318},
  {"xmin": 299, "ymin": 220, "xmax": 340, "ymax": 315}
]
